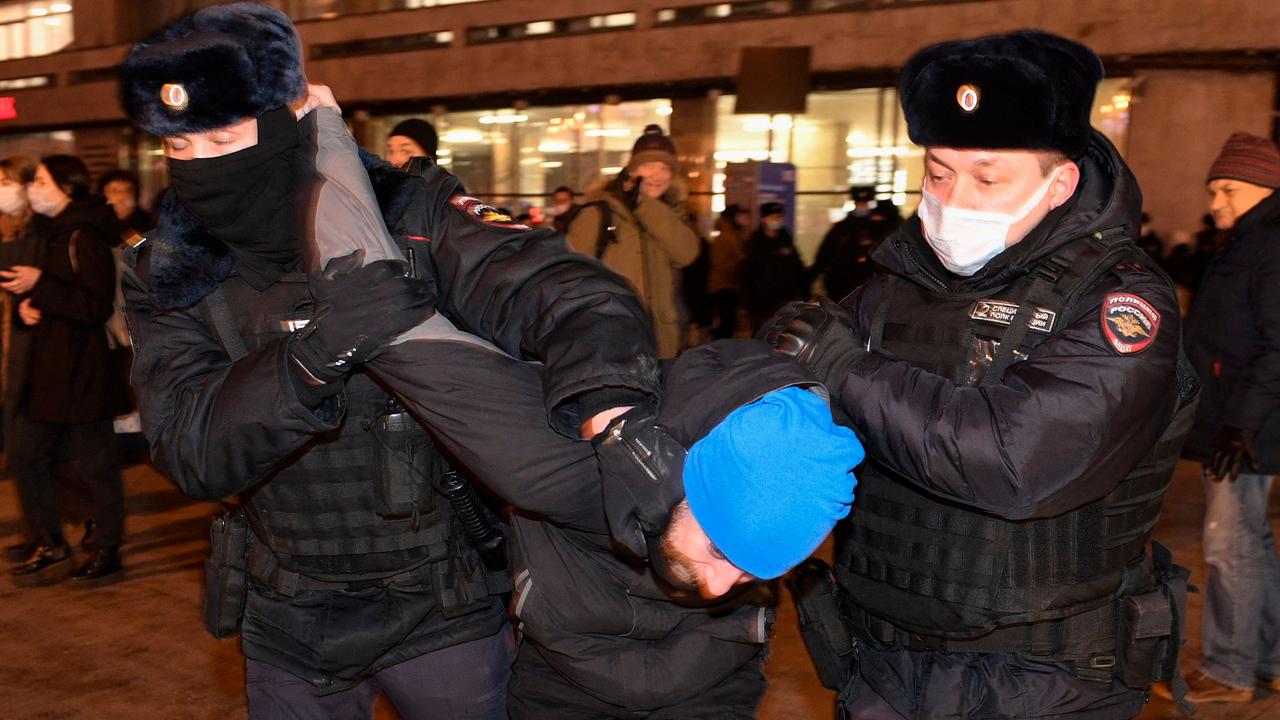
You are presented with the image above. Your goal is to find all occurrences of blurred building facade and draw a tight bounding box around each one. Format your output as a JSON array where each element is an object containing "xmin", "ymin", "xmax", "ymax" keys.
[{"xmin": 0, "ymin": 0, "xmax": 1273, "ymax": 256}]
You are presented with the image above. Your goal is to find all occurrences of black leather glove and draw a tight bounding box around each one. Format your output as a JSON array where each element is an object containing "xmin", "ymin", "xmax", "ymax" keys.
[
  {"xmin": 289, "ymin": 250, "xmax": 436, "ymax": 386},
  {"xmin": 756, "ymin": 298, "xmax": 870, "ymax": 390},
  {"xmin": 618, "ymin": 171, "xmax": 644, "ymax": 211},
  {"xmin": 1209, "ymin": 425, "xmax": 1258, "ymax": 481}
]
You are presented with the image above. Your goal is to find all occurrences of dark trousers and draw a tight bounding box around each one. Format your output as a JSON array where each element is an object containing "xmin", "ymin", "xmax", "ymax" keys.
[
  {"xmin": 710, "ymin": 290, "xmax": 739, "ymax": 339},
  {"xmin": 10, "ymin": 415, "xmax": 124, "ymax": 547},
  {"xmin": 246, "ymin": 629, "xmax": 514, "ymax": 720},
  {"xmin": 838, "ymin": 644, "xmax": 1148, "ymax": 719},
  {"xmin": 507, "ymin": 641, "xmax": 765, "ymax": 719}
]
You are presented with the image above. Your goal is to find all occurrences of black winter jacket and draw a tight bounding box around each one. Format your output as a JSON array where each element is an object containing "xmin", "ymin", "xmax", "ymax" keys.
[
  {"xmin": 1183, "ymin": 189, "xmax": 1280, "ymax": 473},
  {"xmin": 830, "ymin": 132, "xmax": 1183, "ymax": 719},
  {"xmin": 123, "ymin": 152, "xmax": 660, "ymax": 502},
  {"xmin": 21, "ymin": 198, "xmax": 121, "ymax": 424},
  {"xmin": 841, "ymin": 132, "xmax": 1181, "ymax": 522},
  {"xmin": 121, "ymin": 134, "xmax": 660, "ymax": 690},
  {"xmin": 508, "ymin": 339, "xmax": 820, "ymax": 713}
]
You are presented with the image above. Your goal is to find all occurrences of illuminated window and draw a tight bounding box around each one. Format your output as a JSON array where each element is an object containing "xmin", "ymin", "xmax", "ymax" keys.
[
  {"xmin": 0, "ymin": 1, "xmax": 73, "ymax": 61},
  {"xmin": 372, "ymin": 99, "xmax": 673, "ymax": 219},
  {"xmin": 286, "ymin": 0, "xmax": 492, "ymax": 21}
]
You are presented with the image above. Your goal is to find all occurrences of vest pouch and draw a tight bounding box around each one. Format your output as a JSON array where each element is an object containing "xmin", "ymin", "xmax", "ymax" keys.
[
  {"xmin": 430, "ymin": 534, "xmax": 496, "ymax": 619},
  {"xmin": 1117, "ymin": 588, "xmax": 1172, "ymax": 689},
  {"xmin": 371, "ymin": 407, "xmax": 439, "ymax": 520},
  {"xmin": 203, "ymin": 507, "xmax": 250, "ymax": 639},
  {"xmin": 787, "ymin": 559, "xmax": 856, "ymax": 690},
  {"xmin": 1116, "ymin": 547, "xmax": 1190, "ymax": 691}
]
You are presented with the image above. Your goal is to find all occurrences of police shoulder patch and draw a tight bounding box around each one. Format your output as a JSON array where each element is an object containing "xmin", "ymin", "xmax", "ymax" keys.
[
  {"xmin": 1100, "ymin": 293, "xmax": 1160, "ymax": 354},
  {"xmin": 449, "ymin": 195, "xmax": 530, "ymax": 230}
]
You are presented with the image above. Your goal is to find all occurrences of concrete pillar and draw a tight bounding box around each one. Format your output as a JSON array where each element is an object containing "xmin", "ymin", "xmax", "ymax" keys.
[
  {"xmin": 669, "ymin": 96, "xmax": 716, "ymax": 229},
  {"xmin": 1124, "ymin": 68, "xmax": 1277, "ymax": 241}
]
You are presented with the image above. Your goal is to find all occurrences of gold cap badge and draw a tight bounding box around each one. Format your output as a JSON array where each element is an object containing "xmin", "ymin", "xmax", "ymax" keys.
[
  {"xmin": 956, "ymin": 84, "xmax": 980, "ymax": 113},
  {"xmin": 161, "ymin": 83, "xmax": 189, "ymax": 111}
]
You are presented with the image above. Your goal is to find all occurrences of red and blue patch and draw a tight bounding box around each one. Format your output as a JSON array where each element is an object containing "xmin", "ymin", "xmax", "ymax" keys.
[
  {"xmin": 1100, "ymin": 293, "xmax": 1160, "ymax": 354},
  {"xmin": 449, "ymin": 195, "xmax": 530, "ymax": 230}
]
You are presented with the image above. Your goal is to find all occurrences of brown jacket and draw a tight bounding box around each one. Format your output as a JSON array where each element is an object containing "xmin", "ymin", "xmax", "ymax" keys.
[
  {"xmin": 708, "ymin": 217, "xmax": 747, "ymax": 294},
  {"xmin": 567, "ymin": 177, "xmax": 700, "ymax": 357}
]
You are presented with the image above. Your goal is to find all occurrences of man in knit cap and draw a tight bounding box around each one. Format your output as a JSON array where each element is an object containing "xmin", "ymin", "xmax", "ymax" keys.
[
  {"xmin": 385, "ymin": 117, "xmax": 438, "ymax": 167},
  {"xmin": 567, "ymin": 124, "xmax": 701, "ymax": 357},
  {"xmin": 1173, "ymin": 132, "xmax": 1280, "ymax": 704}
]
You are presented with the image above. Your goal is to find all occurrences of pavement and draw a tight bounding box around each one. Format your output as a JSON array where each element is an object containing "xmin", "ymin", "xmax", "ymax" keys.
[{"xmin": 0, "ymin": 458, "xmax": 1276, "ymax": 719}]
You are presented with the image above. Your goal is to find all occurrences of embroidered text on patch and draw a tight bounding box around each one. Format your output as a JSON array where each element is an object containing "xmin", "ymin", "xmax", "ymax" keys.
[
  {"xmin": 449, "ymin": 195, "xmax": 530, "ymax": 230},
  {"xmin": 1100, "ymin": 293, "xmax": 1160, "ymax": 354},
  {"xmin": 970, "ymin": 300, "xmax": 1056, "ymax": 333}
]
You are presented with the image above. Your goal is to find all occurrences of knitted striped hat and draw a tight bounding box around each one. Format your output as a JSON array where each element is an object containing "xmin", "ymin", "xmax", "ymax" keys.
[{"xmin": 1207, "ymin": 132, "xmax": 1280, "ymax": 189}]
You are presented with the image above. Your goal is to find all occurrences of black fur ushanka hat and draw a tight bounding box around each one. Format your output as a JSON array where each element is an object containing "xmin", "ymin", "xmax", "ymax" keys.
[
  {"xmin": 899, "ymin": 30, "xmax": 1104, "ymax": 158},
  {"xmin": 120, "ymin": 2, "xmax": 306, "ymax": 136}
]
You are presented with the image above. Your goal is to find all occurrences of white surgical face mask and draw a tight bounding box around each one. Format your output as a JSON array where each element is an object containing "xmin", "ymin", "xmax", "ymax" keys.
[
  {"xmin": 918, "ymin": 171, "xmax": 1059, "ymax": 276},
  {"xmin": 27, "ymin": 183, "xmax": 68, "ymax": 217},
  {"xmin": 0, "ymin": 184, "xmax": 26, "ymax": 215}
]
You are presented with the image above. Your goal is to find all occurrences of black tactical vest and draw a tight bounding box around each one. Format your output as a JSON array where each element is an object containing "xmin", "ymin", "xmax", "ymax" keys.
[
  {"xmin": 837, "ymin": 233, "xmax": 1197, "ymax": 650},
  {"xmin": 195, "ymin": 263, "xmax": 505, "ymax": 623},
  {"xmin": 205, "ymin": 273, "xmax": 460, "ymax": 577}
]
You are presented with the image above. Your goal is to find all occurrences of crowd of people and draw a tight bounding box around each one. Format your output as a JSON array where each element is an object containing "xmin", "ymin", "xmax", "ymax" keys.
[
  {"xmin": 0, "ymin": 156, "xmax": 147, "ymax": 583},
  {"xmin": 2, "ymin": 2, "xmax": 1278, "ymax": 719}
]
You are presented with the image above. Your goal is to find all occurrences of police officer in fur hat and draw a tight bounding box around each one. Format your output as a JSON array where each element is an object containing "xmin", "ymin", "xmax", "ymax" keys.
[
  {"xmin": 762, "ymin": 30, "xmax": 1200, "ymax": 718},
  {"xmin": 118, "ymin": 3, "xmax": 658, "ymax": 717},
  {"xmin": 810, "ymin": 185, "xmax": 898, "ymax": 302}
]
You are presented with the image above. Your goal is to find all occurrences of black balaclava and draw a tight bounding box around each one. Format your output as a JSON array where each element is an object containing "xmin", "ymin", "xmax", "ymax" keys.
[{"xmin": 167, "ymin": 106, "xmax": 304, "ymax": 289}]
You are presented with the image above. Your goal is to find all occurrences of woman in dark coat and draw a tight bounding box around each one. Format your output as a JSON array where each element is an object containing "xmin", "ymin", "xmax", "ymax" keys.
[{"xmin": 1, "ymin": 154, "xmax": 125, "ymax": 582}]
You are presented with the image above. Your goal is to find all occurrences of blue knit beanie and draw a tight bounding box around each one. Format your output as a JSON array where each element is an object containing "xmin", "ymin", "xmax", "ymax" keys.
[{"xmin": 683, "ymin": 386, "xmax": 863, "ymax": 580}]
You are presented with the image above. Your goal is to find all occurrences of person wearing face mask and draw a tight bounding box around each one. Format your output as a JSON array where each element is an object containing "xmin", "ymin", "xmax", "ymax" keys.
[
  {"xmin": 760, "ymin": 31, "xmax": 1200, "ymax": 718},
  {"xmin": 117, "ymin": 4, "xmax": 660, "ymax": 717},
  {"xmin": 0, "ymin": 155, "xmax": 35, "ymax": 448},
  {"xmin": 546, "ymin": 185, "xmax": 579, "ymax": 234},
  {"xmin": 97, "ymin": 169, "xmax": 154, "ymax": 246},
  {"xmin": 810, "ymin": 185, "xmax": 898, "ymax": 303},
  {"xmin": 0, "ymin": 154, "xmax": 127, "ymax": 583},
  {"xmin": 741, "ymin": 201, "xmax": 808, "ymax": 333},
  {"xmin": 567, "ymin": 125, "xmax": 701, "ymax": 358}
]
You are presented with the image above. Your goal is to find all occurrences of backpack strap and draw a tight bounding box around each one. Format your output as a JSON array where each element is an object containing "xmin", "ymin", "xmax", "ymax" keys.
[
  {"xmin": 198, "ymin": 286, "xmax": 249, "ymax": 362},
  {"xmin": 590, "ymin": 200, "xmax": 617, "ymax": 259}
]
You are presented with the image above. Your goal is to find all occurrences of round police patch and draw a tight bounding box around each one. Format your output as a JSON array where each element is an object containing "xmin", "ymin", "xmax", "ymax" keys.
[
  {"xmin": 1100, "ymin": 293, "xmax": 1160, "ymax": 354},
  {"xmin": 449, "ymin": 195, "xmax": 530, "ymax": 230},
  {"xmin": 956, "ymin": 84, "xmax": 981, "ymax": 113},
  {"xmin": 161, "ymin": 83, "xmax": 189, "ymax": 111}
]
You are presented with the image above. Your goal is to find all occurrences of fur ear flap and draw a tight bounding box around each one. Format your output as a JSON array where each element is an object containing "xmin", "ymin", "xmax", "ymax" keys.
[{"xmin": 146, "ymin": 190, "xmax": 234, "ymax": 310}]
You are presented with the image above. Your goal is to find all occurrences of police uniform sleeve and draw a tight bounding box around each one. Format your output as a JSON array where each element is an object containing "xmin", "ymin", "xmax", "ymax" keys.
[
  {"xmin": 122, "ymin": 255, "xmax": 342, "ymax": 501},
  {"xmin": 836, "ymin": 266, "xmax": 1180, "ymax": 519},
  {"xmin": 423, "ymin": 191, "xmax": 660, "ymax": 436},
  {"xmin": 1223, "ymin": 236, "xmax": 1280, "ymax": 431}
]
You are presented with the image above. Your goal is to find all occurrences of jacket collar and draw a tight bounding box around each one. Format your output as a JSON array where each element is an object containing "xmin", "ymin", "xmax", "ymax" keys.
[{"xmin": 1231, "ymin": 185, "xmax": 1280, "ymax": 237}]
